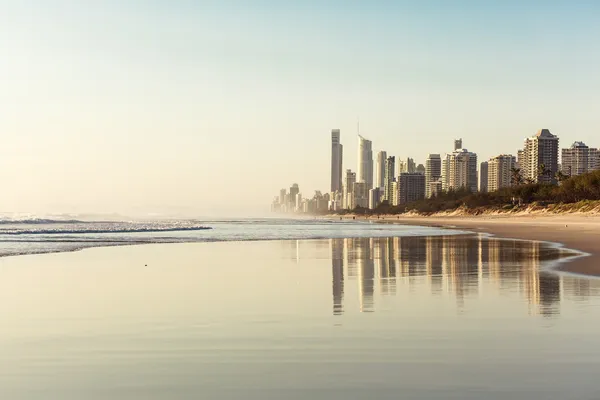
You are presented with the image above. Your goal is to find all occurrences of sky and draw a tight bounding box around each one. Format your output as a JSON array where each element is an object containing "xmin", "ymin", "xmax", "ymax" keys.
[{"xmin": 1, "ymin": 0, "xmax": 599, "ymax": 217}]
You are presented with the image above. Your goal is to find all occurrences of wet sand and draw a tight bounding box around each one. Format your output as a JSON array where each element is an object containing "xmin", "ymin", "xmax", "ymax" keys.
[
  {"xmin": 369, "ymin": 214, "xmax": 600, "ymax": 276},
  {"xmin": 3, "ymin": 238, "xmax": 600, "ymax": 399}
]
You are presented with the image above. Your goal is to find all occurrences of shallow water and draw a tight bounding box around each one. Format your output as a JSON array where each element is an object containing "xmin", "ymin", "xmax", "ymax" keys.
[
  {"xmin": 1, "ymin": 235, "xmax": 599, "ymax": 399},
  {"xmin": 0, "ymin": 218, "xmax": 461, "ymax": 257}
]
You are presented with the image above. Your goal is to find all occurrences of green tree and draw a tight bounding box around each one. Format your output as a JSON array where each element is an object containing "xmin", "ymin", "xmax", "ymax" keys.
[
  {"xmin": 537, "ymin": 163, "xmax": 550, "ymax": 180},
  {"xmin": 511, "ymin": 167, "xmax": 523, "ymax": 186},
  {"xmin": 555, "ymin": 171, "xmax": 569, "ymax": 184}
]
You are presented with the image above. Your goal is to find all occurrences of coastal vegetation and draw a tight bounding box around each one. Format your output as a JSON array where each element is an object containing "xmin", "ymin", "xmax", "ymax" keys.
[{"xmin": 348, "ymin": 170, "xmax": 600, "ymax": 216}]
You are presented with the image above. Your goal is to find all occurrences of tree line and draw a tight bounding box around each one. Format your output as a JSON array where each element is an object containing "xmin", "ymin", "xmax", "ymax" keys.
[{"xmin": 346, "ymin": 168, "xmax": 600, "ymax": 216}]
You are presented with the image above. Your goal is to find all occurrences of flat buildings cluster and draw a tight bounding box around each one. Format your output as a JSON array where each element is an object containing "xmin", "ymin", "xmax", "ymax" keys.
[
  {"xmin": 271, "ymin": 184, "xmax": 331, "ymax": 214},
  {"xmin": 272, "ymin": 127, "xmax": 600, "ymax": 214}
]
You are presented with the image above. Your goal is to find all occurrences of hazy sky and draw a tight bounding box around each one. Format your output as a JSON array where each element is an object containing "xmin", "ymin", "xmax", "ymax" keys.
[{"xmin": 2, "ymin": 1, "xmax": 599, "ymax": 217}]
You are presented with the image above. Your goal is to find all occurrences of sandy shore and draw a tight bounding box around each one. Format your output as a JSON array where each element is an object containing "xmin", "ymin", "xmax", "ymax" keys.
[{"xmin": 341, "ymin": 214, "xmax": 600, "ymax": 277}]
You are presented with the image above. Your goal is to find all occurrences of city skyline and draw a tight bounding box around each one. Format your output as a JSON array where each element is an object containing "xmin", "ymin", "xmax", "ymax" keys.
[
  {"xmin": 273, "ymin": 126, "xmax": 600, "ymax": 213},
  {"xmin": 3, "ymin": 1, "xmax": 600, "ymax": 216}
]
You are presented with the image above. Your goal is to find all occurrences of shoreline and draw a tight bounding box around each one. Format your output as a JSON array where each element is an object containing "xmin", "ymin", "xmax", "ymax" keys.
[
  {"xmin": 337, "ymin": 213, "xmax": 600, "ymax": 277},
  {"xmin": 3, "ymin": 215, "xmax": 598, "ymax": 278}
]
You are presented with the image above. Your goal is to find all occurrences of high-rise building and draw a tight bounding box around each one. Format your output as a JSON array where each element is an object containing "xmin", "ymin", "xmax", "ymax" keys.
[
  {"xmin": 279, "ymin": 188, "xmax": 287, "ymax": 205},
  {"xmin": 406, "ymin": 158, "xmax": 416, "ymax": 173},
  {"xmin": 398, "ymin": 158, "xmax": 416, "ymax": 174},
  {"xmin": 384, "ymin": 156, "xmax": 396, "ymax": 202},
  {"xmin": 416, "ymin": 164, "xmax": 426, "ymax": 174},
  {"xmin": 329, "ymin": 191, "xmax": 343, "ymax": 211},
  {"xmin": 590, "ymin": 149, "xmax": 600, "ymax": 172},
  {"xmin": 488, "ymin": 154, "xmax": 516, "ymax": 192},
  {"xmin": 343, "ymin": 170, "xmax": 356, "ymax": 209},
  {"xmin": 368, "ymin": 188, "xmax": 380, "ymax": 210},
  {"xmin": 295, "ymin": 193, "xmax": 302, "ymax": 212},
  {"xmin": 353, "ymin": 182, "xmax": 368, "ymax": 208},
  {"xmin": 271, "ymin": 197, "xmax": 281, "ymax": 212},
  {"xmin": 561, "ymin": 141, "xmax": 598, "ymax": 177},
  {"xmin": 289, "ymin": 184, "xmax": 300, "ymax": 212},
  {"xmin": 454, "ymin": 138, "xmax": 463, "ymax": 151},
  {"xmin": 397, "ymin": 160, "xmax": 407, "ymax": 174},
  {"xmin": 522, "ymin": 129, "xmax": 559, "ymax": 184},
  {"xmin": 357, "ymin": 135, "xmax": 374, "ymax": 190},
  {"xmin": 398, "ymin": 173, "xmax": 426, "ymax": 205},
  {"xmin": 429, "ymin": 180, "xmax": 443, "ymax": 198},
  {"xmin": 517, "ymin": 149, "xmax": 524, "ymax": 169},
  {"xmin": 425, "ymin": 154, "xmax": 442, "ymax": 198},
  {"xmin": 391, "ymin": 181, "xmax": 399, "ymax": 206},
  {"xmin": 330, "ymin": 129, "xmax": 343, "ymax": 193},
  {"xmin": 442, "ymin": 147, "xmax": 478, "ymax": 193},
  {"xmin": 375, "ymin": 151, "xmax": 387, "ymax": 189},
  {"xmin": 479, "ymin": 162, "xmax": 489, "ymax": 193}
]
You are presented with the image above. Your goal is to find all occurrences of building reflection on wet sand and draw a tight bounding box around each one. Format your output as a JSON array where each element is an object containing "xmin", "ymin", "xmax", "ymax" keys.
[{"xmin": 328, "ymin": 236, "xmax": 600, "ymax": 317}]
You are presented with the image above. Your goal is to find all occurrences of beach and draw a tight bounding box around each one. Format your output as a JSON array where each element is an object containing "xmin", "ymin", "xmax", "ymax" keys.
[
  {"xmin": 2, "ymin": 236, "xmax": 600, "ymax": 399},
  {"xmin": 345, "ymin": 214, "xmax": 600, "ymax": 277}
]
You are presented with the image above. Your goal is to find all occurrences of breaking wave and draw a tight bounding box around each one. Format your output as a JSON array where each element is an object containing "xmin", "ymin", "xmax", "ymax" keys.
[{"xmin": 3, "ymin": 226, "xmax": 212, "ymax": 235}]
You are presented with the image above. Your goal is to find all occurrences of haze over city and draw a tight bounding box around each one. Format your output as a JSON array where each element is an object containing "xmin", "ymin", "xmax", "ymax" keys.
[{"xmin": 2, "ymin": 0, "xmax": 599, "ymax": 217}]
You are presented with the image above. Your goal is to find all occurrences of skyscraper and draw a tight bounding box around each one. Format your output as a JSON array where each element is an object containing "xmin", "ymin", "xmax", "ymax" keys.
[
  {"xmin": 397, "ymin": 158, "xmax": 416, "ymax": 174},
  {"xmin": 406, "ymin": 158, "xmax": 416, "ymax": 173},
  {"xmin": 479, "ymin": 161, "xmax": 489, "ymax": 193},
  {"xmin": 357, "ymin": 135, "xmax": 374, "ymax": 190},
  {"xmin": 289, "ymin": 184, "xmax": 300, "ymax": 212},
  {"xmin": 425, "ymin": 154, "xmax": 442, "ymax": 198},
  {"xmin": 390, "ymin": 181, "xmax": 399, "ymax": 206},
  {"xmin": 384, "ymin": 156, "xmax": 396, "ymax": 202},
  {"xmin": 330, "ymin": 129, "xmax": 343, "ymax": 193},
  {"xmin": 561, "ymin": 141, "xmax": 596, "ymax": 177},
  {"xmin": 368, "ymin": 188, "xmax": 380, "ymax": 210},
  {"xmin": 523, "ymin": 129, "xmax": 559, "ymax": 184},
  {"xmin": 398, "ymin": 173, "xmax": 426, "ymax": 205},
  {"xmin": 488, "ymin": 154, "xmax": 516, "ymax": 191},
  {"xmin": 375, "ymin": 151, "xmax": 387, "ymax": 189},
  {"xmin": 517, "ymin": 149, "xmax": 524, "ymax": 169},
  {"xmin": 454, "ymin": 138, "xmax": 463, "ymax": 151},
  {"xmin": 353, "ymin": 182, "xmax": 368, "ymax": 208},
  {"xmin": 397, "ymin": 160, "xmax": 407, "ymax": 174},
  {"xmin": 279, "ymin": 188, "xmax": 287, "ymax": 205},
  {"xmin": 442, "ymin": 148, "xmax": 478, "ymax": 193},
  {"xmin": 343, "ymin": 169, "xmax": 356, "ymax": 209}
]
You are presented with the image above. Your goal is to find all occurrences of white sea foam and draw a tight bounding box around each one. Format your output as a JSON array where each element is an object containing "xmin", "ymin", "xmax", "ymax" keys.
[{"xmin": 0, "ymin": 218, "xmax": 467, "ymax": 257}]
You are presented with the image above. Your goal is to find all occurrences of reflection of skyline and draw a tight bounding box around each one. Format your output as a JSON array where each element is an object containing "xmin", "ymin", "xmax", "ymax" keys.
[
  {"xmin": 328, "ymin": 235, "xmax": 599, "ymax": 317},
  {"xmin": 331, "ymin": 238, "xmax": 344, "ymax": 316}
]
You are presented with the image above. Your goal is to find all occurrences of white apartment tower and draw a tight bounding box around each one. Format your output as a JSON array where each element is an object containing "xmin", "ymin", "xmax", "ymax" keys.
[
  {"xmin": 357, "ymin": 135, "xmax": 374, "ymax": 190},
  {"xmin": 561, "ymin": 141, "xmax": 599, "ymax": 177},
  {"xmin": 330, "ymin": 129, "xmax": 343, "ymax": 193},
  {"xmin": 523, "ymin": 129, "xmax": 559, "ymax": 184},
  {"xmin": 368, "ymin": 188, "xmax": 380, "ymax": 210},
  {"xmin": 488, "ymin": 154, "xmax": 516, "ymax": 192},
  {"xmin": 442, "ymin": 148, "xmax": 478, "ymax": 193},
  {"xmin": 425, "ymin": 154, "xmax": 442, "ymax": 198},
  {"xmin": 375, "ymin": 151, "xmax": 387, "ymax": 189}
]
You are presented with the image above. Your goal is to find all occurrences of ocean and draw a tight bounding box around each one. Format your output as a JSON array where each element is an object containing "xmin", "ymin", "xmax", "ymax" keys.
[{"xmin": 0, "ymin": 217, "xmax": 465, "ymax": 257}]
